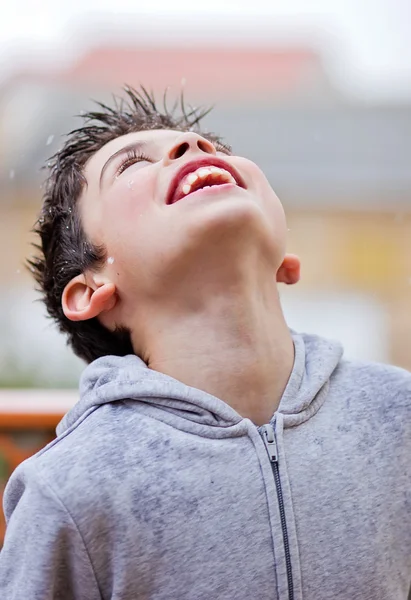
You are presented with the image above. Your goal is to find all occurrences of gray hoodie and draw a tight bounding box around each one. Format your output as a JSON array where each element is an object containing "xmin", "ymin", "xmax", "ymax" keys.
[{"xmin": 0, "ymin": 332, "xmax": 410, "ymax": 600}]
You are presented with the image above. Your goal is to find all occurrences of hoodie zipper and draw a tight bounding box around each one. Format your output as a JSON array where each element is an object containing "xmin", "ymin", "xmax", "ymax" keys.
[{"xmin": 261, "ymin": 423, "xmax": 294, "ymax": 600}]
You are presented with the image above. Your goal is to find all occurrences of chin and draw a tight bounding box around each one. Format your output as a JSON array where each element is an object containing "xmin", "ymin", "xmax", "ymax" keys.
[
  {"xmin": 140, "ymin": 200, "xmax": 285, "ymax": 301},
  {"xmin": 180, "ymin": 191, "xmax": 281, "ymax": 262},
  {"xmin": 189, "ymin": 188, "xmax": 264, "ymax": 227}
]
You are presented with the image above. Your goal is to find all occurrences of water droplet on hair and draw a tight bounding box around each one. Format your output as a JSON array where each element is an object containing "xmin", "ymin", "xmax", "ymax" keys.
[
  {"xmin": 67, "ymin": 207, "xmax": 72, "ymax": 213},
  {"xmin": 9, "ymin": 169, "xmax": 15, "ymax": 179},
  {"xmin": 46, "ymin": 134, "xmax": 54, "ymax": 146},
  {"xmin": 107, "ymin": 256, "xmax": 115, "ymax": 265},
  {"xmin": 66, "ymin": 225, "xmax": 69, "ymax": 229}
]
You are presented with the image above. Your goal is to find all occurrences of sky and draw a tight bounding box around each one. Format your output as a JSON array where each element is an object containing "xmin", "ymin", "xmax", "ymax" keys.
[{"xmin": 1, "ymin": 0, "xmax": 410, "ymax": 101}]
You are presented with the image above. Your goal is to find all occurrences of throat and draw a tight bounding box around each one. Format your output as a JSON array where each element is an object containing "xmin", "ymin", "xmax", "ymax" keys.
[{"xmin": 142, "ymin": 298, "xmax": 295, "ymax": 426}]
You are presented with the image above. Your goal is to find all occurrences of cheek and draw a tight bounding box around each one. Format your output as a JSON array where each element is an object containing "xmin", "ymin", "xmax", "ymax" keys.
[
  {"xmin": 235, "ymin": 157, "xmax": 285, "ymax": 217},
  {"xmin": 105, "ymin": 170, "xmax": 154, "ymax": 222},
  {"xmin": 234, "ymin": 156, "xmax": 287, "ymax": 249},
  {"xmin": 100, "ymin": 173, "xmax": 158, "ymax": 256},
  {"xmin": 233, "ymin": 157, "xmax": 276, "ymax": 197}
]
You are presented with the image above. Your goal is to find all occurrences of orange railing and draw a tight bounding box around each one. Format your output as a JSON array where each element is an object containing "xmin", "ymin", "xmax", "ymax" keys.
[{"xmin": 0, "ymin": 390, "xmax": 77, "ymax": 545}]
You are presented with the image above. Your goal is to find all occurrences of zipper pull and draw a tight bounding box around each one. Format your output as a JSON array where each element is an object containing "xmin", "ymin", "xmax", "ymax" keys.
[{"xmin": 261, "ymin": 424, "xmax": 278, "ymax": 463}]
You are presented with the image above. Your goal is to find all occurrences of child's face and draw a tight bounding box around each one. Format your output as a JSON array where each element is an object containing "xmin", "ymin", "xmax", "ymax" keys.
[{"xmin": 78, "ymin": 128, "xmax": 288, "ymax": 310}]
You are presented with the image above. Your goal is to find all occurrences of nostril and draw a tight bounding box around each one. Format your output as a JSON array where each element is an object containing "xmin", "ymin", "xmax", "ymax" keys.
[
  {"xmin": 169, "ymin": 137, "xmax": 215, "ymax": 160},
  {"xmin": 171, "ymin": 142, "xmax": 189, "ymax": 160},
  {"xmin": 197, "ymin": 139, "xmax": 213, "ymax": 153}
]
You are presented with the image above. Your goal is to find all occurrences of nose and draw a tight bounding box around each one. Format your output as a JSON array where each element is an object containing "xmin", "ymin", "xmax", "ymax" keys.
[{"xmin": 164, "ymin": 132, "xmax": 216, "ymax": 164}]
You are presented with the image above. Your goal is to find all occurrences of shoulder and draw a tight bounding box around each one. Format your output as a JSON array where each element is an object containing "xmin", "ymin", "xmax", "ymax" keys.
[
  {"xmin": 7, "ymin": 403, "xmax": 152, "ymax": 513},
  {"xmin": 331, "ymin": 358, "xmax": 411, "ymax": 420},
  {"xmin": 335, "ymin": 358, "xmax": 411, "ymax": 394}
]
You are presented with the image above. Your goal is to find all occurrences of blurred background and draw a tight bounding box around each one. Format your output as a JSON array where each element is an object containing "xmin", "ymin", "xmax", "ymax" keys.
[
  {"xmin": 0, "ymin": 0, "xmax": 410, "ymax": 543},
  {"xmin": 1, "ymin": 0, "xmax": 411, "ymax": 386}
]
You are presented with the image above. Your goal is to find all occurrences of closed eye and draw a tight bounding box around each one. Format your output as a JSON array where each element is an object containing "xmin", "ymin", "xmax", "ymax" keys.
[{"xmin": 116, "ymin": 149, "xmax": 153, "ymax": 177}]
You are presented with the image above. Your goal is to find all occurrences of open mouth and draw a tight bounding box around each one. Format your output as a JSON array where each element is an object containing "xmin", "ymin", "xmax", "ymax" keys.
[{"xmin": 166, "ymin": 157, "xmax": 245, "ymax": 205}]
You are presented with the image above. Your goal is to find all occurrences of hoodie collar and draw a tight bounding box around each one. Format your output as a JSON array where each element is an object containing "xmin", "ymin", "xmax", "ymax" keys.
[
  {"xmin": 57, "ymin": 332, "xmax": 343, "ymax": 436},
  {"xmin": 279, "ymin": 332, "xmax": 343, "ymax": 427},
  {"xmin": 57, "ymin": 354, "xmax": 243, "ymax": 437}
]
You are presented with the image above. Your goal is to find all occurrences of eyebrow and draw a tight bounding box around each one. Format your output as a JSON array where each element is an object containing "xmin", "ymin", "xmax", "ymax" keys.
[{"xmin": 99, "ymin": 141, "xmax": 147, "ymax": 187}]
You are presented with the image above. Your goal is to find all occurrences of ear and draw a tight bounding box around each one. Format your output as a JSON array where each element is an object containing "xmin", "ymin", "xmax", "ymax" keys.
[
  {"xmin": 62, "ymin": 274, "xmax": 117, "ymax": 321},
  {"xmin": 276, "ymin": 254, "xmax": 301, "ymax": 285}
]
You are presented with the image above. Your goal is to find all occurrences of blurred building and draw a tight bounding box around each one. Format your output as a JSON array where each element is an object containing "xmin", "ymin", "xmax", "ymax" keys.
[{"xmin": 0, "ymin": 39, "xmax": 410, "ymax": 387}]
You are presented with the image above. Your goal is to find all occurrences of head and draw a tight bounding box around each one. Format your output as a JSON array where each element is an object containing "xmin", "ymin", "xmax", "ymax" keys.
[{"xmin": 30, "ymin": 86, "xmax": 300, "ymax": 364}]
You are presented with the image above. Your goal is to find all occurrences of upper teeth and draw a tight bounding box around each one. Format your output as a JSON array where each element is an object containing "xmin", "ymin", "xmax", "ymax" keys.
[{"xmin": 181, "ymin": 166, "xmax": 236, "ymax": 196}]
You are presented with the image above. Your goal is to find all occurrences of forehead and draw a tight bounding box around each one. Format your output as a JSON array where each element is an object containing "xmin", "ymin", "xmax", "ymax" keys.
[{"xmin": 86, "ymin": 129, "xmax": 184, "ymax": 171}]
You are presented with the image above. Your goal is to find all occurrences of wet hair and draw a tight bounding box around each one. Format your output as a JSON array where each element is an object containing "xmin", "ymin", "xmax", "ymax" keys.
[{"xmin": 28, "ymin": 86, "xmax": 228, "ymax": 364}]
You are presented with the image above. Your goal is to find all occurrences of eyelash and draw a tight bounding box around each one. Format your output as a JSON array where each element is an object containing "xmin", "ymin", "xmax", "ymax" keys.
[
  {"xmin": 214, "ymin": 141, "xmax": 232, "ymax": 155},
  {"xmin": 116, "ymin": 149, "xmax": 152, "ymax": 176}
]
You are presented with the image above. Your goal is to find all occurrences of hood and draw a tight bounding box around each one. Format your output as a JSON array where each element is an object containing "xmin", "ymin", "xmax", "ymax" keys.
[
  {"xmin": 57, "ymin": 331, "xmax": 343, "ymax": 436},
  {"xmin": 278, "ymin": 332, "xmax": 343, "ymax": 427}
]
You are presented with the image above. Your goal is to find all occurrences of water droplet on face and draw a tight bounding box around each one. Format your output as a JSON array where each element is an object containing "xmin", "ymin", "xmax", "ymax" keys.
[
  {"xmin": 9, "ymin": 169, "xmax": 15, "ymax": 179},
  {"xmin": 127, "ymin": 180, "xmax": 134, "ymax": 189},
  {"xmin": 16, "ymin": 269, "xmax": 21, "ymax": 274},
  {"xmin": 46, "ymin": 134, "xmax": 54, "ymax": 146},
  {"xmin": 107, "ymin": 256, "xmax": 115, "ymax": 265}
]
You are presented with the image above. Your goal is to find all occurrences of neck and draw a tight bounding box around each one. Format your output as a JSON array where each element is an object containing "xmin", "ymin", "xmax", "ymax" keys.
[{"xmin": 133, "ymin": 279, "xmax": 294, "ymax": 426}]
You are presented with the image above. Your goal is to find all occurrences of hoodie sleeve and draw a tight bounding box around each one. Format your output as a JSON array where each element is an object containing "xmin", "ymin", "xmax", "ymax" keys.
[{"xmin": 0, "ymin": 462, "xmax": 101, "ymax": 600}]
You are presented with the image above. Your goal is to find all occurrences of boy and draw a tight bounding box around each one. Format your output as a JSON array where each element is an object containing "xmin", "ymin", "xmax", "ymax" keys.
[{"xmin": 0, "ymin": 87, "xmax": 410, "ymax": 600}]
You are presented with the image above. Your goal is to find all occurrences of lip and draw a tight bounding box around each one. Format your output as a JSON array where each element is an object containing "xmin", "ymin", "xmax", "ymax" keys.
[{"xmin": 166, "ymin": 156, "xmax": 246, "ymax": 205}]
